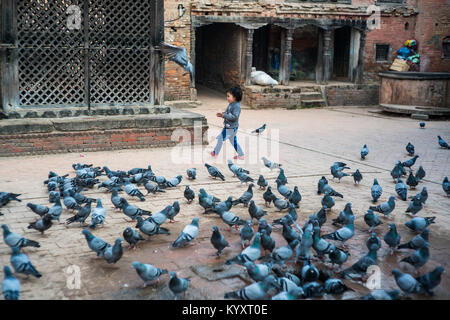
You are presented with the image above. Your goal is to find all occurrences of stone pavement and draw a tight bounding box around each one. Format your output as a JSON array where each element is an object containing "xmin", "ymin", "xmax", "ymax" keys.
[{"xmin": 0, "ymin": 87, "xmax": 449, "ymax": 300}]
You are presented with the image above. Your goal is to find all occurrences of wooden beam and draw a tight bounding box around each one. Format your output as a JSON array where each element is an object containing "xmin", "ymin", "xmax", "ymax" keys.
[
  {"xmin": 151, "ymin": 0, "xmax": 164, "ymax": 106},
  {"xmin": 357, "ymin": 29, "xmax": 366, "ymax": 84},
  {"xmin": 245, "ymin": 29, "xmax": 254, "ymax": 86},
  {"xmin": 323, "ymin": 29, "xmax": 332, "ymax": 85},
  {"xmin": 281, "ymin": 28, "xmax": 293, "ymax": 85}
]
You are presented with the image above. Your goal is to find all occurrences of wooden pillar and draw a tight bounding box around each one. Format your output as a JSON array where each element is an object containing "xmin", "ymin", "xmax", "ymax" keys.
[
  {"xmin": 322, "ymin": 29, "xmax": 332, "ymax": 85},
  {"xmin": 356, "ymin": 29, "xmax": 366, "ymax": 84},
  {"xmin": 245, "ymin": 28, "xmax": 254, "ymax": 86},
  {"xmin": 150, "ymin": 0, "xmax": 164, "ymax": 106},
  {"xmin": 280, "ymin": 28, "xmax": 293, "ymax": 85},
  {"xmin": 190, "ymin": 23, "xmax": 196, "ymax": 89}
]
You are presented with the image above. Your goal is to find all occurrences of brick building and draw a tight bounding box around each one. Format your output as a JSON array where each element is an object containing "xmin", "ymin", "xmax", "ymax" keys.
[{"xmin": 164, "ymin": 0, "xmax": 450, "ymax": 106}]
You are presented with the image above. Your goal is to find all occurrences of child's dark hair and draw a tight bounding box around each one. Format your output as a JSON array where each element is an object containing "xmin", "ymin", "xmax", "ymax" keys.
[{"xmin": 226, "ymin": 86, "xmax": 242, "ymax": 102}]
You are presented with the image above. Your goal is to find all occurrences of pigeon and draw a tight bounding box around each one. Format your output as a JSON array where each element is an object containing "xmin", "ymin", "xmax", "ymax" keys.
[
  {"xmin": 302, "ymin": 282, "xmax": 325, "ymax": 298},
  {"xmin": 406, "ymin": 142, "xmax": 415, "ymax": 156},
  {"xmin": 392, "ymin": 269, "xmax": 426, "ymax": 296},
  {"xmin": 168, "ymin": 271, "xmax": 190, "ymax": 298},
  {"xmin": 400, "ymin": 245, "xmax": 430, "ymax": 273},
  {"xmin": 164, "ymin": 175, "xmax": 183, "ymax": 188},
  {"xmin": 330, "ymin": 162, "xmax": 350, "ymax": 182},
  {"xmin": 360, "ymin": 289, "xmax": 401, "ymax": 300},
  {"xmin": 402, "ymin": 155, "xmax": 419, "ymax": 168},
  {"xmin": 277, "ymin": 277, "xmax": 304, "ymax": 296},
  {"xmin": 240, "ymin": 220, "xmax": 255, "ymax": 249},
  {"xmin": 224, "ymin": 275, "xmax": 279, "ymax": 300},
  {"xmin": 65, "ymin": 201, "xmax": 92, "ymax": 226},
  {"xmin": 252, "ymin": 124, "xmax": 266, "ymax": 134},
  {"xmin": 437, "ymin": 135, "xmax": 450, "ymax": 149},
  {"xmin": 236, "ymin": 171, "xmax": 254, "ymax": 184},
  {"xmin": 322, "ymin": 184, "xmax": 344, "ymax": 198},
  {"xmin": 186, "ymin": 168, "xmax": 197, "ymax": 180},
  {"xmin": 258, "ymin": 218, "xmax": 272, "ymax": 236},
  {"xmin": 142, "ymin": 179, "xmax": 165, "ymax": 194},
  {"xmin": 276, "ymin": 179, "xmax": 292, "ymax": 199},
  {"xmin": 405, "ymin": 196, "xmax": 423, "ymax": 216},
  {"xmin": 296, "ymin": 222, "xmax": 314, "ymax": 262},
  {"xmin": 127, "ymin": 165, "xmax": 152, "ymax": 176},
  {"xmin": 339, "ymin": 248, "xmax": 378, "ymax": 280},
  {"xmin": 26, "ymin": 203, "xmax": 49, "ymax": 217},
  {"xmin": 225, "ymin": 233, "xmax": 261, "ymax": 265},
  {"xmin": 271, "ymin": 266, "xmax": 301, "ymax": 286},
  {"xmin": 199, "ymin": 190, "xmax": 220, "ymax": 213},
  {"xmin": 309, "ymin": 206, "xmax": 327, "ymax": 228},
  {"xmin": 328, "ymin": 247, "xmax": 349, "ymax": 272},
  {"xmin": 322, "ymin": 223, "xmax": 355, "ymax": 248},
  {"xmin": 261, "ymin": 157, "xmax": 282, "ymax": 170},
  {"xmin": 395, "ymin": 178, "xmax": 408, "ymax": 201},
  {"xmin": 263, "ymin": 186, "xmax": 276, "ymax": 207},
  {"xmin": 248, "ymin": 200, "xmax": 267, "ymax": 222},
  {"xmin": 370, "ymin": 178, "xmax": 383, "ymax": 203},
  {"xmin": 10, "ymin": 247, "xmax": 41, "ymax": 278},
  {"xmin": 148, "ymin": 174, "xmax": 167, "ymax": 187},
  {"xmin": 351, "ymin": 169, "xmax": 363, "ymax": 184},
  {"xmin": 271, "ymin": 288, "xmax": 304, "ymax": 300},
  {"xmin": 243, "ymin": 261, "xmax": 272, "ymax": 282},
  {"xmin": 321, "ymin": 192, "xmax": 335, "ymax": 210},
  {"xmin": 415, "ymin": 166, "xmax": 426, "ymax": 182},
  {"xmin": 364, "ymin": 209, "xmax": 383, "ymax": 232},
  {"xmin": 268, "ymin": 239, "xmax": 299, "ymax": 266},
  {"xmin": 391, "ymin": 161, "xmax": 406, "ymax": 181},
  {"xmin": 132, "ymin": 261, "xmax": 168, "ymax": 288},
  {"xmin": 27, "ymin": 214, "xmax": 53, "ymax": 234},
  {"xmin": 102, "ymin": 238, "xmax": 123, "ymax": 264},
  {"xmin": 227, "ymin": 160, "xmax": 250, "ymax": 177},
  {"xmin": 443, "ymin": 177, "xmax": 450, "ymax": 196},
  {"xmin": 277, "ymin": 168, "xmax": 288, "ymax": 185},
  {"xmin": 0, "ymin": 193, "xmax": 21, "ymax": 212},
  {"xmin": 415, "ymin": 266, "xmax": 445, "ymax": 296},
  {"xmin": 160, "ymin": 42, "xmax": 194, "ymax": 82},
  {"xmin": 218, "ymin": 208, "xmax": 246, "ymax": 231},
  {"xmin": 419, "ymin": 122, "xmax": 425, "ymax": 128},
  {"xmin": 2, "ymin": 225, "xmax": 40, "ymax": 250},
  {"xmin": 123, "ymin": 227, "xmax": 145, "ymax": 250},
  {"xmin": 130, "ymin": 173, "xmax": 146, "ymax": 185},
  {"xmin": 332, "ymin": 203, "xmax": 354, "ymax": 227},
  {"xmin": 47, "ymin": 197, "xmax": 63, "ymax": 223},
  {"xmin": 206, "ymin": 196, "xmax": 233, "ymax": 215},
  {"xmin": 281, "ymin": 218, "xmax": 301, "ymax": 245},
  {"xmin": 68, "ymin": 189, "xmax": 95, "ymax": 205},
  {"xmin": 369, "ymin": 196, "xmax": 396, "ymax": 219},
  {"xmin": 184, "ymin": 185, "xmax": 195, "ymax": 203},
  {"xmin": 257, "ymin": 175, "xmax": 268, "ymax": 189},
  {"xmin": 398, "ymin": 229, "xmax": 429, "ymax": 250},
  {"xmin": 205, "ymin": 163, "xmax": 225, "ymax": 181},
  {"xmin": 97, "ymin": 179, "xmax": 122, "ymax": 192},
  {"xmin": 172, "ymin": 217, "xmax": 199, "ymax": 248},
  {"xmin": 324, "ymin": 278, "xmax": 352, "ymax": 295},
  {"xmin": 2, "ymin": 266, "xmax": 20, "ymax": 300},
  {"xmin": 273, "ymin": 204, "xmax": 298, "ymax": 226},
  {"xmin": 361, "ymin": 144, "xmax": 369, "ymax": 159},
  {"xmin": 120, "ymin": 198, "xmax": 152, "ymax": 221},
  {"xmin": 260, "ymin": 229, "xmax": 275, "ymax": 255},
  {"xmin": 301, "ymin": 259, "xmax": 319, "ymax": 283},
  {"xmin": 288, "ymin": 186, "xmax": 302, "ymax": 208},
  {"xmin": 103, "ymin": 166, "xmax": 127, "ymax": 179},
  {"xmin": 135, "ymin": 216, "xmax": 170, "ymax": 236},
  {"xmin": 406, "ymin": 171, "xmax": 418, "ymax": 189},
  {"xmin": 49, "ymin": 191, "xmax": 60, "ymax": 204},
  {"xmin": 47, "ymin": 181, "xmax": 58, "ymax": 191},
  {"xmin": 89, "ymin": 198, "xmax": 106, "ymax": 229},
  {"xmin": 405, "ymin": 216, "xmax": 435, "ymax": 232},
  {"xmin": 167, "ymin": 201, "xmax": 180, "ymax": 223},
  {"xmin": 148, "ymin": 205, "xmax": 171, "ymax": 226},
  {"xmin": 311, "ymin": 220, "xmax": 335, "ymax": 260},
  {"xmin": 210, "ymin": 226, "xmax": 230, "ymax": 257},
  {"xmin": 232, "ymin": 184, "xmax": 254, "ymax": 207},
  {"xmin": 81, "ymin": 229, "xmax": 109, "ymax": 257},
  {"xmin": 383, "ymin": 223, "xmax": 401, "ymax": 255},
  {"xmin": 317, "ymin": 176, "xmax": 328, "ymax": 195},
  {"xmin": 111, "ymin": 188, "xmax": 124, "ymax": 210},
  {"xmin": 73, "ymin": 163, "xmax": 93, "ymax": 170},
  {"xmin": 366, "ymin": 232, "xmax": 382, "ymax": 251},
  {"xmin": 123, "ymin": 179, "xmax": 146, "ymax": 201}
]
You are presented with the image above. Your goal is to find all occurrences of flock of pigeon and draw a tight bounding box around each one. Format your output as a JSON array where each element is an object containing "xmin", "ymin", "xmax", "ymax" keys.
[{"xmin": 0, "ymin": 130, "xmax": 449, "ymax": 300}]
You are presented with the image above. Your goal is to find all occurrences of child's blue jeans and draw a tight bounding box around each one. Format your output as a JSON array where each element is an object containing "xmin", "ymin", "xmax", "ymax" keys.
[{"xmin": 213, "ymin": 127, "xmax": 244, "ymax": 156}]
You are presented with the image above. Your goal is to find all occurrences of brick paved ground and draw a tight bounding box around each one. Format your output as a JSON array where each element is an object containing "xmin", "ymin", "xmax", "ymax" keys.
[{"xmin": 1, "ymin": 87, "xmax": 449, "ymax": 300}]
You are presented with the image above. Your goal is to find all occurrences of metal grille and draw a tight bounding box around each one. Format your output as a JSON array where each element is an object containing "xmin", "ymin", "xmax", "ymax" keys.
[
  {"xmin": 375, "ymin": 44, "xmax": 390, "ymax": 62},
  {"xmin": 14, "ymin": 0, "xmax": 153, "ymax": 108}
]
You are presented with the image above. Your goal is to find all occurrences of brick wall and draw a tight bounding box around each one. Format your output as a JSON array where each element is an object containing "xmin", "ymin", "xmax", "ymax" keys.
[{"xmin": 326, "ymin": 84, "xmax": 380, "ymax": 106}]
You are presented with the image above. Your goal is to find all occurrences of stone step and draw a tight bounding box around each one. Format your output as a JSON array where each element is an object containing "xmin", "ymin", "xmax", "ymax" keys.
[
  {"xmin": 300, "ymin": 92, "xmax": 323, "ymax": 100},
  {"xmin": 300, "ymin": 86, "xmax": 321, "ymax": 93},
  {"xmin": 301, "ymin": 99, "xmax": 326, "ymax": 108}
]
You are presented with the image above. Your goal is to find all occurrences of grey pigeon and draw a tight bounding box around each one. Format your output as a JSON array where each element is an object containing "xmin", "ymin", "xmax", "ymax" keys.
[
  {"xmin": 302, "ymin": 282, "xmax": 325, "ymax": 298},
  {"xmin": 271, "ymin": 288, "xmax": 304, "ymax": 300},
  {"xmin": 288, "ymin": 186, "xmax": 302, "ymax": 208},
  {"xmin": 277, "ymin": 276, "xmax": 304, "ymax": 296},
  {"xmin": 2, "ymin": 224, "xmax": 40, "ymax": 250},
  {"xmin": 301, "ymin": 259, "xmax": 319, "ymax": 283},
  {"xmin": 406, "ymin": 196, "xmax": 423, "ymax": 216},
  {"xmin": 164, "ymin": 175, "xmax": 183, "ymax": 188},
  {"xmin": 361, "ymin": 144, "xmax": 369, "ymax": 159},
  {"xmin": 206, "ymin": 196, "xmax": 233, "ymax": 215},
  {"xmin": 98, "ymin": 179, "xmax": 122, "ymax": 192},
  {"xmin": 252, "ymin": 124, "xmax": 266, "ymax": 135},
  {"xmin": 160, "ymin": 42, "xmax": 194, "ymax": 82},
  {"xmin": 383, "ymin": 223, "xmax": 401, "ymax": 255},
  {"xmin": 148, "ymin": 205, "xmax": 171, "ymax": 226},
  {"xmin": 332, "ymin": 203, "xmax": 354, "ymax": 227},
  {"xmin": 272, "ymin": 266, "xmax": 301, "ymax": 286},
  {"xmin": 263, "ymin": 186, "xmax": 276, "ymax": 207},
  {"xmin": 276, "ymin": 179, "xmax": 292, "ymax": 199},
  {"xmin": 186, "ymin": 168, "xmax": 197, "ymax": 180},
  {"xmin": 63, "ymin": 194, "xmax": 81, "ymax": 211},
  {"xmin": 2, "ymin": 265, "xmax": 20, "ymax": 300},
  {"xmin": 224, "ymin": 275, "xmax": 279, "ymax": 300},
  {"xmin": 236, "ymin": 171, "xmax": 254, "ymax": 184},
  {"xmin": 127, "ymin": 165, "xmax": 152, "ymax": 176},
  {"xmin": 26, "ymin": 202, "xmax": 49, "ymax": 217},
  {"xmin": 415, "ymin": 165, "xmax": 426, "ymax": 181},
  {"xmin": 409, "ymin": 186, "xmax": 428, "ymax": 205},
  {"xmin": 198, "ymin": 188, "xmax": 220, "ymax": 213},
  {"xmin": 364, "ymin": 209, "xmax": 383, "ymax": 232},
  {"xmin": 227, "ymin": 160, "xmax": 250, "ymax": 177},
  {"xmin": 443, "ymin": 177, "xmax": 450, "ymax": 196},
  {"xmin": 244, "ymin": 261, "xmax": 272, "ymax": 282},
  {"xmin": 89, "ymin": 198, "xmax": 106, "ymax": 229},
  {"xmin": 248, "ymin": 200, "xmax": 267, "ymax": 222},
  {"xmin": 400, "ymin": 245, "xmax": 430, "ymax": 272},
  {"xmin": 273, "ymin": 204, "xmax": 298, "ymax": 226},
  {"xmin": 218, "ymin": 208, "xmax": 246, "ymax": 231},
  {"xmin": 261, "ymin": 157, "xmax": 282, "ymax": 170},
  {"xmin": 339, "ymin": 248, "xmax": 378, "ymax": 280},
  {"xmin": 369, "ymin": 195, "xmax": 396, "ymax": 219},
  {"xmin": 132, "ymin": 261, "xmax": 168, "ymax": 288},
  {"xmin": 258, "ymin": 218, "xmax": 272, "ymax": 236},
  {"xmin": 205, "ymin": 163, "xmax": 225, "ymax": 181},
  {"xmin": 420, "ymin": 122, "xmax": 425, "ymax": 128},
  {"xmin": 351, "ymin": 169, "xmax": 363, "ymax": 184},
  {"xmin": 391, "ymin": 161, "xmax": 406, "ymax": 181},
  {"xmin": 395, "ymin": 178, "xmax": 408, "ymax": 201},
  {"xmin": 81, "ymin": 229, "xmax": 108, "ymax": 257},
  {"xmin": 322, "ymin": 223, "xmax": 355, "ymax": 248},
  {"xmin": 142, "ymin": 179, "xmax": 165, "ymax": 194},
  {"xmin": 240, "ymin": 220, "xmax": 255, "ymax": 249},
  {"xmin": 322, "ymin": 184, "xmax": 344, "ymax": 198},
  {"xmin": 260, "ymin": 229, "xmax": 275, "ymax": 255},
  {"xmin": 437, "ymin": 135, "xmax": 450, "ymax": 149},
  {"xmin": 27, "ymin": 214, "xmax": 53, "ymax": 234},
  {"xmin": 210, "ymin": 226, "xmax": 230, "ymax": 257},
  {"xmin": 102, "ymin": 238, "xmax": 123, "ymax": 264},
  {"xmin": 366, "ymin": 232, "xmax": 382, "ymax": 251},
  {"xmin": 123, "ymin": 227, "xmax": 145, "ymax": 250},
  {"xmin": 398, "ymin": 229, "xmax": 429, "ymax": 250},
  {"xmin": 167, "ymin": 201, "xmax": 180, "ymax": 223},
  {"xmin": 10, "ymin": 247, "xmax": 41, "ymax": 278},
  {"xmin": 0, "ymin": 193, "xmax": 21, "ymax": 213},
  {"xmin": 370, "ymin": 178, "xmax": 383, "ymax": 203},
  {"xmin": 49, "ymin": 191, "xmax": 60, "ymax": 204},
  {"xmin": 360, "ymin": 289, "xmax": 400, "ymax": 300},
  {"xmin": 168, "ymin": 271, "xmax": 190, "ymax": 298},
  {"xmin": 281, "ymin": 218, "xmax": 301, "ymax": 245},
  {"xmin": 309, "ymin": 206, "xmax": 327, "ymax": 228},
  {"xmin": 148, "ymin": 174, "xmax": 167, "ymax": 187},
  {"xmin": 324, "ymin": 278, "xmax": 352, "ymax": 295},
  {"xmin": 406, "ymin": 170, "xmax": 418, "ymax": 189},
  {"xmin": 328, "ymin": 247, "xmax": 349, "ymax": 272},
  {"xmin": 296, "ymin": 222, "xmax": 314, "ymax": 262},
  {"xmin": 406, "ymin": 142, "xmax": 415, "ymax": 156},
  {"xmin": 317, "ymin": 176, "xmax": 328, "ymax": 195},
  {"xmin": 415, "ymin": 266, "xmax": 445, "ymax": 296},
  {"xmin": 392, "ymin": 269, "xmax": 426, "ymax": 296},
  {"xmin": 402, "ymin": 155, "xmax": 419, "ymax": 168},
  {"xmin": 311, "ymin": 220, "xmax": 335, "ymax": 260},
  {"xmin": 330, "ymin": 162, "xmax": 350, "ymax": 182},
  {"xmin": 268, "ymin": 239, "xmax": 299, "ymax": 266},
  {"xmin": 120, "ymin": 198, "xmax": 152, "ymax": 221},
  {"xmin": 277, "ymin": 168, "xmax": 288, "ymax": 185},
  {"xmin": 257, "ymin": 175, "xmax": 268, "ymax": 189},
  {"xmin": 111, "ymin": 188, "xmax": 124, "ymax": 210},
  {"xmin": 321, "ymin": 192, "xmax": 335, "ymax": 210},
  {"xmin": 135, "ymin": 216, "xmax": 170, "ymax": 236},
  {"xmin": 225, "ymin": 233, "xmax": 261, "ymax": 265},
  {"xmin": 405, "ymin": 216, "xmax": 435, "ymax": 232},
  {"xmin": 172, "ymin": 217, "xmax": 199, "ymax": 248},
  {"xmin": 48, "ymin": 197, "xmax": 63, "ymax": 222},
  {"xmin": 124, "ymin": 179, "xmax": 146, "ymax": 201},
  {"xmin": 184, "ymin": 185, "xmax": 195, "ymax": 203},
  {"xmin": 232, "ymin": 183, "xmax": 254, "ymax": 207},
  {"xmin": 65, "ymin": 201, "xmax": 92, "ymax": 226}
]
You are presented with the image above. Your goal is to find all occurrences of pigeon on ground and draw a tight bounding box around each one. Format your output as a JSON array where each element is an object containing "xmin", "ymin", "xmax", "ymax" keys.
[
  {"xmin": 296, "ymin": 222, "xmax": 314, "ymax": 262},
  {"xmin": 415, "ymin": 266, "xmax": 445, "ymax": 296},
  {"xmin": 273, "ymin": 204, "xmax": 298, "ymax": 226},
  {"xmin": 103, "ymin": 166, "xmax": 127, "ymax": 179},
  {"xmin": 317, "ymin": 176, "xmax": 328, "ymax": 195},
  {"xmin": 248, "ymin": 200, "xmax": 267, "ymax": 222},
  {"xmin": 443, "ymin": 177, "xmax": 450, "ymax": 196},
  {"xmin": 405, "ymin": 216, "xmax": 435, "ymax": 232},
  {"xmin": 276, "ymin": 179, "xmax": 292, "ymax": 199},
  {"xmin": 218, "ymin": 208, "xmax": 246, "ymax": 231},
  {"xmin": 81, "ymin": 229, "xmax": 108, "ymax": 257},
  {"xmin": 402, "ymin": 155, "xmax": 419, "ymax": 168},
  {"xmin": 199, "ymin": 189, "xmax": 220, "ymax": 213},
  {"xmin": 127, "ymin": 165, "xmax": 152, "ymax": 176},
  {"xmin": 309, "ymin": 206, "xmax": 327, "ymax": 228},
  {"xmin": 224, "ymin": 275, "xmax": 279, "ymax": 300},
  {"xmin": 406, "ymin": 196, "xmax": 423, "ymax": 216},
  {"xmin": 400, "ymin": 245, "xmax": 430, "ymax": 273},
  {"xmin": 2, "ymin": 225, "xmax": 40, "ymax": 250},
  {"xmin": 160, "ymin": 42, "xmax": 194, "ymax": 82},
  {"xmin": 252, "ymin": 124, "xmax": 266, "ymax": 135},
  {"xmin": 236, "ymin": 171, "xmax": 254, "ymax": 184},
  {"xmin": 73, "ymin": 163, "xmax": 93, "ymax": 170},
  {"xmin": 263, "ymin": 186, "xmax": 276, "ymax": 207},
  {"xmin": 311, "ymin": 220, "xmax": 335, "ymax": 260},
  {"xmin": 120, "ymin": 198, "xmax": 152, "ymax": 221},
  {"xmin": 398, "ymin": 229, "xmax": 429, "ymax": 250},
  {"xmin": 419, "ymin": 122, "xmax": 426, "ymax": 128},
  {"xmin": 97, "ymin": 179, "xmax": 122, "ymax": 192},
  {"xmin": 225, "ymin": 233, "xmax": 261, "ymax": 265},
  {"xmin": 322, "ymin": 184, "xmax": 344, "ymax": 198},
  {"xmin": 124, "ymin": 179, "xmax": 146, "ymax": 201},
  {"xmin": 172, "ymin": 217, "xmax": 199, "ymax": 248},
  {"xmin": 148, "ymin": 174, "xmax": 167, "ymax": 187},
  {"xmin": 415, "ymin": 166, "xmax": 426, "ymax": 181},
  {"xmin": 102, "ymin": 238, "xmax": 123, "ymax": 264},
  {"xmin": 2, "ymin": 266, "xmax": 20, "ymax": 300},
  {"xmin": 164, "ymin": 175, "xmax": 183, "ymax": 188},
  {"xmin": 68, "ymin": 189, "xmax": 95, "ymax": 205},
  {"xmin": 406, "ymin": 171, "xmax": 418, "ymax": 189},
  {"xmin": 406, "ymin": 142, "xmax": 415, "ymax": 156},
  {"xmin": 361, "ymin": 144, "xmax": 369, "ymax": 159},
  {"xmin": 47, "ymin": 197, "xmax": 63, "ymax": 223},
  {"xmin": 339, "ymin": 248, "xmax": 378, "ymax": 280},
  {"xmin": 0, "ymin": 193, "xmax": 21, "ymax": 213},
  {"xmin": 276, "ymin": 168, "xmax": 288, "ymax": 185},
  {"xmin": 123, "ymin": 227, "xmax": 145, "ymax": 250},
  {"xmin": 167, "ymin": 201, "xmax": 180, "ymax": 223},
  {"xmin": 351, "ymin": 169, "xmax": 363, "ymax": 185},
  {"xmin": 135, "ymin": 216, "xmax": 170, "ymax": 236},
  {"xmin": 322, "ymin": 224, "xmax": 355, "ymax": 249},
  {"xmin": 65, "ymin": 201, "xmax": 92, "ymax": 226},
  {"xmin": 437, "ymin": 135, "xmax": 450, "ymax": 149},
  {"xmin": 330, "ymin": 162, "xmax": 350, "ymax": 182},
  {"xmin": 206, "ymin": 196, "xmax": 233, "ymax": 215},
  {"xmin": 321, "ymin": 192, "xmax": 335, "ymax": 210},
  {"xmin": 332, "ymin": 203, "xmax": 354, "ymax": 227},
  {"xmin": 243, "ymin": 261, "xmax": 272, "ymax": 282},
  {"xmin": 49, "ymin": 191, "xmax": 60, "ymax": 204},
  {"xmin": 281, "ymin": 218, "xmax": 301, "ymax": 245},
  {"xmin": 184, "ymin": 185, "xmax": 195, "ymax": 203},
  {"xmin": 327, "ymin": 247, "xmax": 349, "ymax": 272},
  {"xmin": 227, "ymin": 160, "xmax": 250, "ymax": 177},
  {"xmin": 186, "ymin": 168, "xmax": 197, "ymax": 180},
  {"xmin": 10, "ymin": 247, "xmax": 41, "ymax": 278},
  {"xmin": 26, "ymin": 203, "xmax": 49, "ymax": 217},
  {"xmin": 205, "ymin": 163, "xmax": 225, "ymax": 181},
  {"xmin": 324, "ymin": 278, "xmax": 352, "ymax": 295},
  {"xmin": 383, "ymin": 223, "xmax": 401, "ymax": 255},
  {"xmin": 392, "ymin": 269, "xmax": 426, "ymax": 296},
  {"xmin": 360, "ymin": 289, "xmax": 401, "ymax": 300},
  {"xmin": 395, "ymin": 178, "xmax": 408, "ymax": 201},
  {"xmin": 301, "ymin": 259, "xmax": 319, "ymax": 283},
  {"xmin": 277, "ymin": 276, "xmax": 304, "ymax": 296},
  {"xmin": 260, "ymin": 229, "xmax": 275, "ymax": 255},
  {"xmin": 232, "ymin": 184, "xmax": 254, "ymax": 207},
  {"xmin": 27, "ymin": 214, "xmax": 53, "ymax": 234},
  {"xmin": 132, "ymin": 261, "xmax": 168, "ymax": 288},
  {"xmin": 261, "ymin": 157, "xmax": 282, "ymax": 171},
  {"xmin": 302, "ymin": 282, "xmax": 325, "ymax": 298},
  {"xmin": 271, "ymin": 288, "xmax": 304, "ymax": 300},
  {"xmin": 148, "ymin": 205, "xmax": 171, "ymax": 226},
  {"xmin": 258, "ymin": 218, "xmax": 272, "ymax": 236},
  {"xmin": 364, "ymin": 209, "xmax": 383, "ymax": 232},
  {"xmin": 391, "ymin": 161, "xmax": 406, "ymax": 181},
  {"xmin": 168, "ymin": 271, "xmax": 190, "ymax": 298},
  {"xmin": 210, "ymin": 226, "xmax": 230, "ymax": 257},
  {"xmin": 268, "ymin": 239, "xmax": 299, "ymax": 266},
  {"xmin": 257, "ymin": 175, "xmax": 268, "ymax": 190},
  {"xmin": 369, "ymin": 196, "xmax": 396, "ymax": 219},
  {"xmin": 371, "ymin": 178, "xmax": 383, "ymax": 203},
  {"xmin": 111, "ymin": 188, "xmax": 124, "ymax": 210},
  {"xmin": 142, "ymin": 179, "xmax": 165, "ymax": 194},
  {"xmin": 288, "ymin": 186, "xmax": 302, "ymax": 208},
  {"xmin": 366, "ymin": 232, "xmax": 382, "ymax": 251},
  {"xmin": 89, "ymin": 198, "xmax": 106, "ymax": 229},
  {"xmin": 272, "ymin": 266, "xmax": 301, "ymax": 286}
]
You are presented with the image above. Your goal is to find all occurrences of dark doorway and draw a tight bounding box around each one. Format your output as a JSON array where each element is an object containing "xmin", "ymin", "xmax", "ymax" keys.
[
  {"xmin": 253, "ymin": 24, "xmax": 270, "ymax": 72},
  {"xmin": 332, "ymin": 26, "xmax": 351, "ymax": 80}
]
